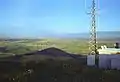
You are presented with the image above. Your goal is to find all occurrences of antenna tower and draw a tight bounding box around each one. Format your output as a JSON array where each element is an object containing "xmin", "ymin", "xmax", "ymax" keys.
[{"xmin": 89, "ymin": 0, "xmax": 98, "ymax": 55}]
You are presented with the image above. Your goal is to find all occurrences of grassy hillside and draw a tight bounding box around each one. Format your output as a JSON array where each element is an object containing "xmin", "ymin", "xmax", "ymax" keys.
[{"xmin": 1, "ymin": 58, "xmax": 120, "ymax": 82}]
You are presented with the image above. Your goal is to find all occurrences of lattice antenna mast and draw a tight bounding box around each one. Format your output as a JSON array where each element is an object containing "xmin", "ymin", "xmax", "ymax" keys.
[{"xmin": 89, "ymin": 0, "xmax": 98, "ymax": 55}]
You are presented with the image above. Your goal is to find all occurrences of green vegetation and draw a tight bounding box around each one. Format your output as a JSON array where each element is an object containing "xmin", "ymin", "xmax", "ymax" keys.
[{"xmin": 0, "ymin": 38, "xmax": 115, "ymax": 56}]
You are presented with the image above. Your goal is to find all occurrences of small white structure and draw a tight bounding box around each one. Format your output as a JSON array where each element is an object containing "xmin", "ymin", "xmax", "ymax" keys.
[
  {"xmin": 103, "ymin": 45, "xmax": 107, "ymax": 49},
  {"xmin": 98, "ymin": 46, "xmax": 120, "ymax": 54},
  {"xmin": 12, "ymin": 54, "xmax": 16, "ymax": 56},
  {"xmin": 87, "ymin": 55, "xmax": 95, "ymax": 66},
  {"xmin": 111, "ymin": 58, "xmax": 120, "ymax": 70}
]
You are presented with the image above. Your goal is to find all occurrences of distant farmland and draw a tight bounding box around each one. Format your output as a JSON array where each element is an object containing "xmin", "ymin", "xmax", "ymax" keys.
[{"xmin": 0, "ymin": 38, "xmax": 117, "ymax": 57}]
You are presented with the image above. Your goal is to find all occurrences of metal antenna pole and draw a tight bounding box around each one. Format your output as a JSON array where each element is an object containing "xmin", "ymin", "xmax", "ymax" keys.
[{"xmin": 89, "ymin": 0, "xmax": 98, "ymax": 55}]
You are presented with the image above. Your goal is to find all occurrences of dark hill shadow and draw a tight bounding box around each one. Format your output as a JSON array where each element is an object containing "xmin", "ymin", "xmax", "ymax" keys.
[
  {"xmin": 0, "ymin": 47, "xmax": 7, "ymax": 52},
  {"xmin": 0, "ymin": 47, "xmax": 86, "ymax": 62},
  {"xmin": 23, "ymin": 47, "xmax": 84, "ymax": 59}
]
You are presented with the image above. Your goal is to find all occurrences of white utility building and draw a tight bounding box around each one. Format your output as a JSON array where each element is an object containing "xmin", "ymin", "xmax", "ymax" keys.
[{"xmin": 87, "ymin": 54, "xmax": 120, "ymax": 70}]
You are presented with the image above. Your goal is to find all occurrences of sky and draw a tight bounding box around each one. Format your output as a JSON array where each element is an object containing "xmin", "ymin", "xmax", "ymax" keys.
[{"xmin": 0, "ymin": 0, "xmax": 120, "ymax": 38}]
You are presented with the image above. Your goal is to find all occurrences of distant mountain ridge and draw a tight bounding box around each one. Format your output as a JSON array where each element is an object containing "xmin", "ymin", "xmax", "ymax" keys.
[
  {"xmin": 0, "ymin": 31, "xmax": 120, "ymax": 39},
  {"xmin": 60, "ymin": 31, "xmax": 120, "ymax": 39}
]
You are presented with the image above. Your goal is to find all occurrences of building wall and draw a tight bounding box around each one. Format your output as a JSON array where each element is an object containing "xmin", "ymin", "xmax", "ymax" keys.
[
  {"xmin": 111, "ymin": 58, "xmax": 120, "ymax": 70},
  {"xmin": 99, "ymin": 55, "xmax": 111, "ymax": 69},
  {"xmin": 87, "ymin": 55, "xmax": 95, "ymax": 66},
  {"xmin": 99, "ymin": 55, "xmax": 120, "ymax": 70}
]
